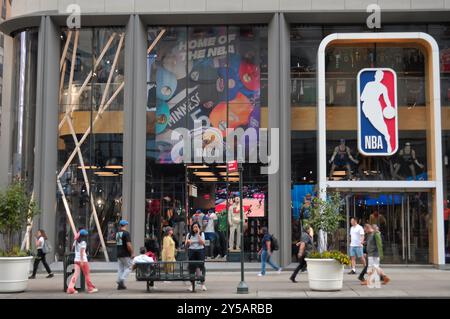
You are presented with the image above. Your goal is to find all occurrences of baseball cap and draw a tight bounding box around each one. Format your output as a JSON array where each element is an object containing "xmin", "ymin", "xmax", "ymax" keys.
[
  {"xmin": 119, "ymin": 220, "xmax": 129, "ymax": 226},
  {"xmin": 79, "ymin": 229, "xmax": 88, "ymax": 236}
]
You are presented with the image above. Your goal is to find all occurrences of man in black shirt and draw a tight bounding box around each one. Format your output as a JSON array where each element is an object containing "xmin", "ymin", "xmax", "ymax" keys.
[
  {"xmin": 290, "ymin": 225, "xmax": 314, "ymax": 283},
  {"xmin": 116, "ymin": 220, "xmax": 134, "ymax": 290}
]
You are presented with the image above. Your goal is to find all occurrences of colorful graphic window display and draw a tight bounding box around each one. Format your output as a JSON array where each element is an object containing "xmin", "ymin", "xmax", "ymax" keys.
[{"xmin": 147, "ymin": 26, "xmax": 267, "ymax": 164}]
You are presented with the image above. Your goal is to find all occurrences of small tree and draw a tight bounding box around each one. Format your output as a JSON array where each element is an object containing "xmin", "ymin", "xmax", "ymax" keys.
[
  {"xmin": 305, "ymin": 191, "xmax": 344, "ymax": 253},
  {"xmin": 0, "ymin": 180, "xmax": 39, "ymax": 256}
]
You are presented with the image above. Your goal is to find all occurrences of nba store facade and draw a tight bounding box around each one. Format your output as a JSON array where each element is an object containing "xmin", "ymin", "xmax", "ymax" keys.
[{"xmin": 1, "ymin": 1, "xmax": 450, "ymax": 268}]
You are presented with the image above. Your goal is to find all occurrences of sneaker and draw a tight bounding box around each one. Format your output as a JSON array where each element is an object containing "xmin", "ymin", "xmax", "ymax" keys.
[
  {"xmin": 348, "ymin": 270, "xmax": 356, "ymax": 275},
  {"xmin": 67, "ymin": 289, "xmax": 78, "ymax": 294},
  {"xmin": 382, "ymin": 276, "xmax": 390, "ymax": 285},
  {"xmin": 201, "ymin": 284, "xmax": 207, "ymax": 291},
  {"xmin": 277, "ymin": 268, "xmax": 283, "ymax": 274},
  {"xmin": 28, "ymin": 275, "xmax": 36, "ymax": 279},
  {"xmin": 257, "ymin": 273, "xmax": 264, "ymax": 277},
  {"xmin": 46, "ymin": 273, "xmax": 54, "ymax": 278},
  {"xmin": 117, "ymin": 282, "xmax": 127, "ymax": 290},
  {"xmin": 88, "ymin": 288, "xmax": 98, "ymax": 294},
  {"xmin": 188, "ymin": 285, "xmax": 194, "ymax": 292}
]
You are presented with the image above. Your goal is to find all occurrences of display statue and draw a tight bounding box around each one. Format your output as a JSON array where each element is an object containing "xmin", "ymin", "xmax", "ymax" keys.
[
  {"xmin": 329, "ymin": 139, "xmax": 359, "ymax": 180},
  {"xmin": 392, "ymin": 142, "xmax": 425, "ymax": 180},
  {"xmin": 228, "ymin": 197, "xmax": 241, "ymax": 251}
]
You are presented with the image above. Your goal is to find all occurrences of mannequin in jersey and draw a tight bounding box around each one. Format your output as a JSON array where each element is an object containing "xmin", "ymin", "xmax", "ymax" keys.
[
  {"xmin": 329, "ymin": 139, "xmax": 359, "ymax": 180},
  {"xmin": 393, "ymin": 142, "xmax": 424, "ymax": 180},
  {"xmin": 228, "ymin": 197, "xmax": 241, "ymax": 251}
]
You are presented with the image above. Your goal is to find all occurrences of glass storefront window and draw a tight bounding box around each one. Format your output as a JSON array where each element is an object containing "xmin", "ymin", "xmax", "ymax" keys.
[
  {"xmin": 325, "ymin": 44, "xmax": 428, "ymax": 182},
  {"xmin": 291, "ymin": 24, "xmax": 440, "ymax": 264},
  {"xmin": 338, "ymin": 192, "xmax": 433, "ymax": 264},
  {"xmin": 56, "ymin": 28, "xmax": 125, "ymax": 261},
  {"xmin": 429, "ymin": 24, "xmax": 450, "ymax": 263},
  {"xmin": 146, "ymin": 25, "xmax": 268, "ymax": 261}
]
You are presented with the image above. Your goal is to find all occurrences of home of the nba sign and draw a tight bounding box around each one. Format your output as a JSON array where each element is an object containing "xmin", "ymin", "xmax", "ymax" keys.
[{"xmin": 357, "ymin": 68, "xmax": 398, "ymax": 156}]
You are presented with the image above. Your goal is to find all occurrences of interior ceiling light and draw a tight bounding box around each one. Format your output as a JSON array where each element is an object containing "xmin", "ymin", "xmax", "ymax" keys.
[
  {"xmin": 94, "ymin": 172, "xmax": 118, "ymax": 176},
  {"xmin": 194, "ymin": 172, "xmax": 215, "ymax": 176},
  {"xmin": 219, "ymin": 172, "xmax": 239, "ymax": 176},
  {"xmin": 187, "ymin": 165, "xmax": 209, "ymax": 169},
  {"xmin": 78, "ymin": 165, "xmax": 98, "ymax": 169},
  {"xmin": 201, "ymin": 177, "xmax": 218, "ymax": 181},
  {"xmin": 105, "ymin": 165, "xmax": 123, "ymax": 170}
]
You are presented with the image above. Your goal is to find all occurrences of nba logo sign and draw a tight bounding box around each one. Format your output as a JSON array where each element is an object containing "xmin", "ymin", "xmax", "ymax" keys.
[{"xmin": 357, "ymin": 68, "xmax": 398, "ymax": 156}]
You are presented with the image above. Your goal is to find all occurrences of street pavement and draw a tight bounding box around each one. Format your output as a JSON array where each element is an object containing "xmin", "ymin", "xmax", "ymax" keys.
[{"xmin": 1, "ymin": 267, "xmax": 450, "ymax": 299}]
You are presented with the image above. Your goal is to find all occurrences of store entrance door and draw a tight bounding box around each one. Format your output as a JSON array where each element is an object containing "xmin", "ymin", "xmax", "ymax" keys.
[{"xmin": 343, "ymin": 192, "xmax": 432, "ymax": 264}]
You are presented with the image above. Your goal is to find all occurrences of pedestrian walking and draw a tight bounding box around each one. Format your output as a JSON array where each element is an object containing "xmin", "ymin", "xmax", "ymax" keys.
[
  {"xmin": 348, "ymin": 217, "xmax": 366, "ymax": 275},
  {"xmin": 66, "ymin": 229, "xmax": 98, "ymax": 294},
  {"xmin": 358, "ymin": 224, "xmax": 370, "ymax": 282},
  {"xmin": 162, "ymin": 226, "xmax": 176, "ymax": 274},
  {"xmin": 361, "ymin": 224, "xmax": 390, "ymax": 286},
  {"xmin": 290, "ymin": 225, "xmax": 314, "ymax": 283},
  {"xmin": 116, "ymin": 219, "xmax": 134, "ymax": 290},
  {"xmin": 185, "ymin": 222, "xmax": 207, "ymax": 291},
  {"xmin": 257, "ymin": 227, "xmax": 282, "ymax": 276},
  {"xmin": 29, "ymin": 229, "xmax": 54, "ymax": 279}
]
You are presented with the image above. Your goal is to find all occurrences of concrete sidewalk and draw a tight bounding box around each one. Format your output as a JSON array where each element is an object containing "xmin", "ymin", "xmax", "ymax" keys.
[{"xmin": 1, "ymin": 268, "xmax": 450, "ymax": 299}]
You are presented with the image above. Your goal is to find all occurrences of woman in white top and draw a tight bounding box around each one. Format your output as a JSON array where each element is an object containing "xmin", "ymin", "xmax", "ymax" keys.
[
  {"xmin": 29, "ymin": 229, "xmax": 53, "ymax": 279},
  {"xmin": 67, "ymin": 229, "xmax": 98, "ymax": 294},
  {"xmin": 185, "ymin": 222, "xmax": 207, "ymax": 291}
]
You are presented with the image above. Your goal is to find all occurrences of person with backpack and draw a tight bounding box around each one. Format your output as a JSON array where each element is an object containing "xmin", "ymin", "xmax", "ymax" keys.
[
  {"xmin": 290, "ymin": 225, "xmax": 314, "ymax": 283},
  {"xmin": 257, "ymin": 227, "xmax": 282, "ymax": 276},
  {"xmin": 29, "ymin": 229, "xmax": 54, "ymax": 279},
  {"xmin": 67, "ymin": 229, "xmax": 98, "ymax": 294}
]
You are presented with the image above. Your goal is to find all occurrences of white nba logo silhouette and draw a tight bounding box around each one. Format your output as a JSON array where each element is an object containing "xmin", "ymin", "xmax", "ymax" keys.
[{"xmin": 359, "ymin": 69, "xmax": 396, "ymax": 154}]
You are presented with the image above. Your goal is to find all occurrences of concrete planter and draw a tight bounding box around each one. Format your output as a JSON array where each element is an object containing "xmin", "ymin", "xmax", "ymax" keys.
[
  {"xmin": 0, "ymin": 256, "xmax": 33, "ymax": 293},
  {"xmin": 304, "ymin": 258, "xmax": 344, "ymax": 291}
]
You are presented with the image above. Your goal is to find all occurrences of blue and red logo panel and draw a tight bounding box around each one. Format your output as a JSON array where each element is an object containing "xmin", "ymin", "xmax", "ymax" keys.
[{"xmin": 357, "ymin": 68, "xmax": 398, "ymax": 156}]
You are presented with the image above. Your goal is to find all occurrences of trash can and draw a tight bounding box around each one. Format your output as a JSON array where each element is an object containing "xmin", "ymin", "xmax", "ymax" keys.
[{"xmin": 63, "ymin": 252, "xmax": 85, "ymax": 292}]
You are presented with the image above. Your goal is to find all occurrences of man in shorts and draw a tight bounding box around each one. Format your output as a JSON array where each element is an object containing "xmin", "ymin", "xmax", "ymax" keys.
[{"xmin": 348, "ymin": 217, "xmax": 366, "ymax": 275}]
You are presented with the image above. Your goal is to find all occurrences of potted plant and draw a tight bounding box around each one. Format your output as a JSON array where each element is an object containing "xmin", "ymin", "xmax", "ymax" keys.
[
  {"xmin": 0, "ymin": 180, "xmax": 39, "ymax": 292},
  {"xmin": 304, "ymin": 191, "xmax": 350, "ymax": 291}
]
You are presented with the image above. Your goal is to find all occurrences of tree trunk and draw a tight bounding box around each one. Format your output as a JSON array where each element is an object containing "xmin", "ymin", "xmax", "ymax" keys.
[{"xmin": 318, "ymin": 229, "xmax": 327, "ymax": 253}]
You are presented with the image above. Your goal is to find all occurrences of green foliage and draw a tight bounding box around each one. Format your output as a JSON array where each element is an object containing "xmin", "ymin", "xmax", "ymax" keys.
[
  {"xmin": 305, "ymin": 191, "xmax": 344, "ymax": 234},
  {"xmin": 308, "ymin": 250, "xmax": 351, "ymax": 266},
  {"xmin": 0, "ymin": 180, "xmax": 39, "ymax": 256},
  {"xmin": 0, "ymin": 246, "xmax": 31, "ymax": 257}
]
